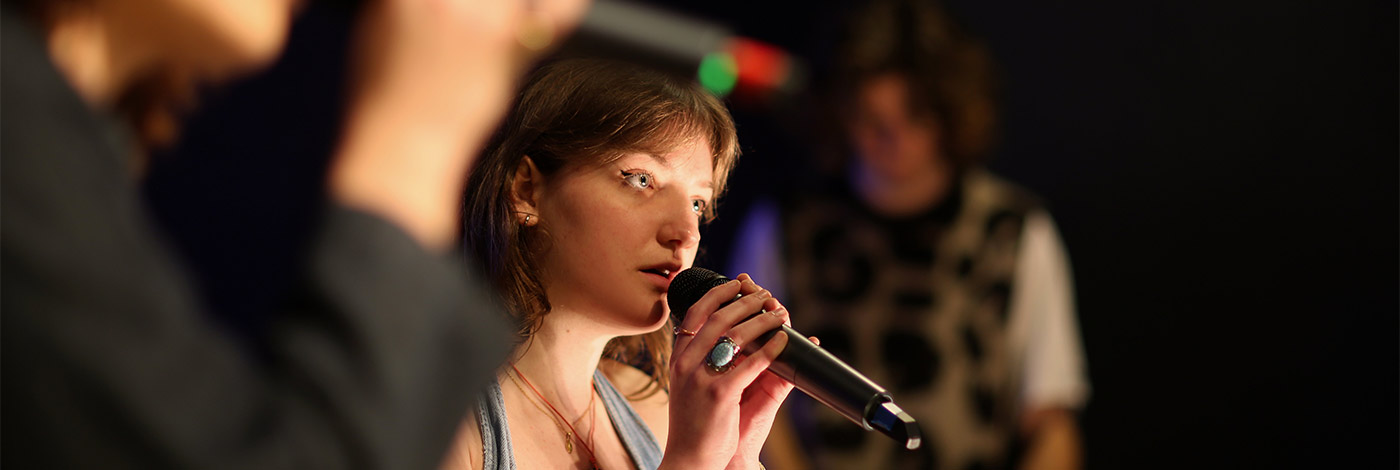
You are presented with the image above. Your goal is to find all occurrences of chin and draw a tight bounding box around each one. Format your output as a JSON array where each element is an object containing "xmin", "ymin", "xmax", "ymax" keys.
[
  {"xmin": 645, "ymin": 301, "xmax": 671, "ymax": 330},
  {"xmin": 616, "ymin": 301, "xmax": 671, "ymax": 335}
]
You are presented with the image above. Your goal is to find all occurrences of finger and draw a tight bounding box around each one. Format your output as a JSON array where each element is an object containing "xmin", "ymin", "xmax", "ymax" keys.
[
  {"xmin": 810, "ymin": 336, "xmax": 821, "ymax": 346},
  {"xmin": 683, "ymin": 288, "xmax": 772, "ymax": 361},
  {"xmin": 726, "ymin": 308, "xmax": 789, "ymax": 355},
  {"xmin": 672, "ymin": 279, "xmax": 742, "ymax": 363},
  {"xmin": 736, "ymin": 274, "xmax": 763, "ymax": 296},
  {"xmin": 723, "ymin": 330, "xmax": 790, "ymax": 389},
  {"xmin": 743, "ymin": 369, "xmax": 798, "ymax": 408},
  {"xmin": 676, "ymin": 278, "xmax": 740, "ymax": 335},
  {"xmin": 761, "ymin": 298, "xmax": 789, "ymax": 327}
]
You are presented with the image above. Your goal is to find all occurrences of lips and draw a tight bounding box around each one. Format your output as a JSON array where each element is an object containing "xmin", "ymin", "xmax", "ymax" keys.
[{"xmin": 640, "ymin": 262, "xmax": 683, "ymax": 282}]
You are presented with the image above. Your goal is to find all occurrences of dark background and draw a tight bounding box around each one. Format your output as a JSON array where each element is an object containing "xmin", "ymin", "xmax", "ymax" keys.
[{"xmin": 146, "ymin": 1, "xmax": 1398, "ymax": 468}]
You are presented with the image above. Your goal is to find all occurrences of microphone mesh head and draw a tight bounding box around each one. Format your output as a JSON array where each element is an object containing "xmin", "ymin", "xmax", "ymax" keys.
[{"xmin": 666, "ymin": 267, "xmax": 730, "ymax": 325}]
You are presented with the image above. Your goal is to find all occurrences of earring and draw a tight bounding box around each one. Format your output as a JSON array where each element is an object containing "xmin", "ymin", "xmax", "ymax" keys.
[{"xmin": 523, "ymin": 214, "xmax": 534, "ymax": 226}]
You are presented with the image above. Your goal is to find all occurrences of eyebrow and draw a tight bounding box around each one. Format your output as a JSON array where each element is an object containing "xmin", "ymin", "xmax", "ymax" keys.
[
  {"xmin": 646, "ymin": 153, "xmax": 673, "ymax": 168},
  {"xmin": 644, "ymin": 153, "xmax": 715, "ymax": 190}
]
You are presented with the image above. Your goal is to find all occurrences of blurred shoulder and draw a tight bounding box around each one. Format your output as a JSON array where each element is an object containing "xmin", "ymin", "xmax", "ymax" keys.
[{"xmin": 964, "ymin": 169, "xmax": 1045, "ymax": 213}]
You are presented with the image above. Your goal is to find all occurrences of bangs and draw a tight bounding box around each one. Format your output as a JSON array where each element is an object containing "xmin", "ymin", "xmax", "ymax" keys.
[{"xmin": 528, "ymin": 61, "xmax": 740, "ymax": 221}]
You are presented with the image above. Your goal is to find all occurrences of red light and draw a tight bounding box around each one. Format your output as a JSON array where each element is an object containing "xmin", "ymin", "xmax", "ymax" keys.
[{"xmin": 728, "ymin": 38, "xmax": 790, "ymax": 92}]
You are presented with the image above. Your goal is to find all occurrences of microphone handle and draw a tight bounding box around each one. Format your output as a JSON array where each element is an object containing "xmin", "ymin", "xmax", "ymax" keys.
[{"xmin": 751, "ymin": 326, "xmax": 889, "ymax": 429}]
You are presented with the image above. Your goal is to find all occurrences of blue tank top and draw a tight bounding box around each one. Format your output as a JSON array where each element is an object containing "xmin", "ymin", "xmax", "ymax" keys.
[{"xmin": 478, "ymin": 369, "xmax": 664, "ymax": 470}]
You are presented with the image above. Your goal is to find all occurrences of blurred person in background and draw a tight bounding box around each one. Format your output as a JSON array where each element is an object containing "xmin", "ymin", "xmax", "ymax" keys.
[
  {"xmin": 729, "ymin": 0, "xmax": 1089, "ymax": 468},
  {"xmin": 2, "ymin": 0, "xmax": 585, "ymax": 467},
  {"xmin": 451, "ymin": 58, "xmax": 799, "ymax": 470}
]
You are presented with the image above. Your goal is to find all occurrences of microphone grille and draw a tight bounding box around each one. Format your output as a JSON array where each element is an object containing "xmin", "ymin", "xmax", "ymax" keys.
[{"xmin": 666, "ymin": 267, "xmax": 730, "ymax": 324}]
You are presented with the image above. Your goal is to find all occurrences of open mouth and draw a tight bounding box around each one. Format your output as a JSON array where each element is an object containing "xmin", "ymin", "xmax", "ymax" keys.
[
  {"xmin": 640, "ymin": 263, "xmax": 682, "ymax": 283},
  {"xmin": 641, "ymin": 268, "xmax": 673, "ymax": 278}
]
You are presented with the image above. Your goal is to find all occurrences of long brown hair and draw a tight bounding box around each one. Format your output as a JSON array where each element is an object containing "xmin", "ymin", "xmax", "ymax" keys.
[{"xmin": 462, "ymin": 59, "xmax": 740, "ymax": 398}]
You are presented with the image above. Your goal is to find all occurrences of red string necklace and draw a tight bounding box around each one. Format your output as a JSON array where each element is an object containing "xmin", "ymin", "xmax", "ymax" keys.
[{"xmin": 511, "ymin": 363, "xmax": 601, "ymax": 470}]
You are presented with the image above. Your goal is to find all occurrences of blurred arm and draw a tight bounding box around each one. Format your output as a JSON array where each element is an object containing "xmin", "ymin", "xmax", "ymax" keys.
[
  {"xmin": 1005, "ymin": 211, "xmax": 1090, "ymax": 470},
  {"xmin": 1018, "ymin": 407, "xmax": 1082, "ymax": 470}
]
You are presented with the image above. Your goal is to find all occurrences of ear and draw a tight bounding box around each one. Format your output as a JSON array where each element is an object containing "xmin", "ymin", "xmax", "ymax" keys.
[{"xmin": 510, "ymin": 156, "xmax": 546, "ymax": 222}]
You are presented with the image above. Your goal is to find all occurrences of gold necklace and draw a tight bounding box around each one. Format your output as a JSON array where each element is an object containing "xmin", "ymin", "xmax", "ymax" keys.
[{"xmin": 507, "ymin": 365, "xmax": 601, "ymax": 469}]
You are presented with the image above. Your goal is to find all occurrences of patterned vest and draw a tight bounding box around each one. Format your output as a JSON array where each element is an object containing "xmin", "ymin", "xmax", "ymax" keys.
[{"xmin": 781, "ymin": 171, "xmax": 1039, "ymax": 470}]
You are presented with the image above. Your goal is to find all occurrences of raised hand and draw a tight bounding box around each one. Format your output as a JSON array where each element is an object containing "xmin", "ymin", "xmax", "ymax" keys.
[
  {"xmin": 662, "ymin": 274, "xmax": 797, "ymax": 470},
  {"xmin": 331, "ymin": 0, "xmax": 589, "ymax": 250}
]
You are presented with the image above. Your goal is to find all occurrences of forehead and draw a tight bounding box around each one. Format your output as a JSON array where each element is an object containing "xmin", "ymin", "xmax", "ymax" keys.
[
  {"xmin": 617, "ymin": 137, "xmax": 715, "ymax": 180},
  {"xmin": 858, "ymin": 75, "xmax": 913, "ymax": 110}
]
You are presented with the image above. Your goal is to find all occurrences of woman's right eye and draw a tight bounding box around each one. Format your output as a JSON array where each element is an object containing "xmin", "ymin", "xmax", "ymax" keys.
[{"xmin": 622, "ymin": 170, "xmax": 652, "ymax": 189}]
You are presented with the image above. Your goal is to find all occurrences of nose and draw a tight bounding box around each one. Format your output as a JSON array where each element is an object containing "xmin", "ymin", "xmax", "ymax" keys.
[{"xmin": 658, "ymin": 196, "xmax": 701, "ymax": 252}]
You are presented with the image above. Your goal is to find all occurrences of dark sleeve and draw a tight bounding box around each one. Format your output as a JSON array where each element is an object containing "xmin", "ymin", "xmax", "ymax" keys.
[
  {"xmin": 4, "ymin": 201, "xmax": 509, "ymax": 470},
  {"xmin": 1, "ymin": 10, "xmax": 509, "ymax": 469}
]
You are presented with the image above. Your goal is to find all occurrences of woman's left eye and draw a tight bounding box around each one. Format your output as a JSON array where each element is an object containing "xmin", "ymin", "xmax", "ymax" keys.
[
  {"xmin": 622, "ymin": 171, "xmax": 652, "ymax": 189},
  {"xmin": 691, "ymin": 199, "xmax": 707, "ymax": 215}
]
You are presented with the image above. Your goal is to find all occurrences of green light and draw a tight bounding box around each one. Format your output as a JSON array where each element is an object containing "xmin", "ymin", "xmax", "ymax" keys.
[{"xmin": 698, "ymin": 52, "xmax": 738, "ymax": 97}]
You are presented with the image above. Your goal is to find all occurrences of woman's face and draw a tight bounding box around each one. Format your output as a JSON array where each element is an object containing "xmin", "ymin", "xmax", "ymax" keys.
[
  {"xmin": 847, "ymin": 73, "xmax": 943, "ymax": 179},
  {"xmin": 536, "ymin": 136, "xmax": 716, "ymax": 333}
]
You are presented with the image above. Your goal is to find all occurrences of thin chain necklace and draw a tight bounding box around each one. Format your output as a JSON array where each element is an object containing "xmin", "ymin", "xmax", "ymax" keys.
[
  {"xmin": 510, "ymin": 363, "xmax": 602, "ymax": 470},
  {"xmin": 504, "ymin": 369, "xmax": 588, "ymax": 453}
]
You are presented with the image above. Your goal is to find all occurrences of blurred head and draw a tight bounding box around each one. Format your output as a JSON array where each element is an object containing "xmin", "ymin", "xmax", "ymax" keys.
[
  {"xmin": 10, "ymin": 0, "xmax": 298, "ymax": 146},
  {"xmin": 463, "ymin": 59, "xmax": 739, "ymax": 393},
  {"xmin": 835, "ymin": 0, "xmax": 997, "ymax": 177}
]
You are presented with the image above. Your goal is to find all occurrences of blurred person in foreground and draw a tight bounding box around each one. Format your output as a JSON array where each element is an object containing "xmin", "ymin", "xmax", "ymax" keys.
[
  {"xmin": 730, "ymin": 0, "xmax": 1089, "ymax": 468},
  {"xmin": 450, "ymin": 58, "xmax": 801, "ymax": 470},
  {"xmin": 2, "ymin": 0, "xmax": 586, "ymax": 467}
]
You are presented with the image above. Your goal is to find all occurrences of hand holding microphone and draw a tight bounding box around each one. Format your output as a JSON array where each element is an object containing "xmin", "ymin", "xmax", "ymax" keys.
[
  {"xmin": 663, "ymin": 274, "xmax": 797, "ymax": 470},
  {"xmin": 669, "ymin": 268, "xmax": 922, "ymax": 450}
]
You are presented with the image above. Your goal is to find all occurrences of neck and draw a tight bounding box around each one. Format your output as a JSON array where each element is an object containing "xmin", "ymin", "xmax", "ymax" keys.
[
  {"xmin": 45, "ymin": 5, "xmax": 153, "ymax": 107},
  {"xmin": 510, "ymin": 309, "xmax": 615, "ymax": 419},
  {"xmin": 853, "ymin": 157, "xmax": 955, "ymax": 217}
]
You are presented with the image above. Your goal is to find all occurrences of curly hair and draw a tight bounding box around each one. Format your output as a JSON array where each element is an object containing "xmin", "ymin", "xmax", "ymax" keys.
[{"xmin": 835, "ymin": 0, "xmax": 998, "ymax": 170}]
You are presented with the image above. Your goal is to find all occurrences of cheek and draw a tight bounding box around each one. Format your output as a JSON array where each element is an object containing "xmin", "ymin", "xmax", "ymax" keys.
[
  {"xmin": 901, "ymin": 124, "xmax": 938, "ymax": 157},
  {"xmin": 543, "ymin": 191, "xmax": 634, "ymax": 268}
]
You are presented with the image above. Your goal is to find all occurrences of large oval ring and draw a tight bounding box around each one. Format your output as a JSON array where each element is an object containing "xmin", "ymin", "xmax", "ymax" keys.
[{"xmin": 705, "ymin": 336, "xmax": 740, "ymax": 373}]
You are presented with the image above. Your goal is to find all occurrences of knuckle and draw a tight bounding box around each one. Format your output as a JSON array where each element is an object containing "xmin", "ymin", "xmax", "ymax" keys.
[
  {"xmin": 706, "ymin": 382, "xmax": 730, "ymax": 401},
  {"xmin": 686, "ymin": 303, "xmax": 706, "ymax": 321}
]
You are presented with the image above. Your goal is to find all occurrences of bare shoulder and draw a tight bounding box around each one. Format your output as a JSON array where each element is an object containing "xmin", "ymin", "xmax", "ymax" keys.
[
  {"xmin": 440, "ymin": 409, "xmax": 484, "ymax": 470},
  {"xmin": 599, "ymin": 359, "xmax": 671, "ymax": 446}
]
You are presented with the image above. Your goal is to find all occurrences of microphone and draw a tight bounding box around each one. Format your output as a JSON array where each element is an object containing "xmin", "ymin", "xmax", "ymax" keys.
[
  {"xmin": 550, "ymin": 0, "xmax": 806, "ymax": 101},
  {"xmin": 324, "ymin": 0, "xmax": 805, "ymax": 101},
  {"xmin": 667, "ymin": 267, "xmax": 921, "ymax": 450}
]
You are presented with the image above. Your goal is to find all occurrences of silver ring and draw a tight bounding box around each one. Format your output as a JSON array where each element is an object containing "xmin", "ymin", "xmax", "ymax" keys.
[{"xmin": 705, "ymin": 336, "xmax": 739, "ymax": 373}]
